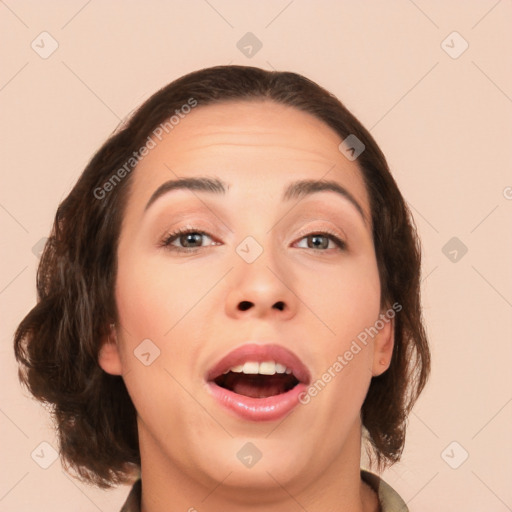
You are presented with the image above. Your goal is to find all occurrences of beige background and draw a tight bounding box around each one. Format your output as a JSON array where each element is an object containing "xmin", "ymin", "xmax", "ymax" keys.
[{"xmin": 1, "ymin": 1, "xmax": 511, "ymax": 511}]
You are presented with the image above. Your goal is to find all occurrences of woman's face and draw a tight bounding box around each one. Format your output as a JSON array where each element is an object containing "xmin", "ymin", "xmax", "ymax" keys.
[{"xmin": 100, "ymin": 100, "xmax": 393, "ymax": 496}]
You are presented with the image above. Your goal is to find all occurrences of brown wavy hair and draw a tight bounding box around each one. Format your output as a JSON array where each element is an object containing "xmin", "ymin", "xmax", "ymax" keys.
[{"xmin": 14, "ymin": 65, "xmax": 430, "ymax": 488}]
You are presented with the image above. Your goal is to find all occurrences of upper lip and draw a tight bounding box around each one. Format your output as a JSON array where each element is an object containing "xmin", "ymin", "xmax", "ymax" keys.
[{"xmin": 206, "ymin": 343, "xmax": 311, "ymax": 384}]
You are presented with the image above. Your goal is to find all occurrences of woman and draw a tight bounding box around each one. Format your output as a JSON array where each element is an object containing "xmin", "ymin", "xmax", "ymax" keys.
[{"xmin": 14, "ymin": 65, "xmax": 430, "ymax": 512}]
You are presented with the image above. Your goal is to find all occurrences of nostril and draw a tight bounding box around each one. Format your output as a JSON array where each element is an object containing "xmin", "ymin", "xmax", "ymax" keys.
[
  {"xmin": 238, "ymin": 301, "xmax": 285, "ymax": 311},
  {"xmin": 238, "ymin": 301, "xmax": 253, "ymax": 311}
]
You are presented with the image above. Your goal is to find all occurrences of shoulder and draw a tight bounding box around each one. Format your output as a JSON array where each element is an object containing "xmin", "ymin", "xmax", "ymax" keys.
[
  {"xmin": 120, "ymin": 472, "xmax": 408, "ymax": 512},
  {"xmin": 361, "ymin": 469, "xmax": 409, "ymax": 512}
]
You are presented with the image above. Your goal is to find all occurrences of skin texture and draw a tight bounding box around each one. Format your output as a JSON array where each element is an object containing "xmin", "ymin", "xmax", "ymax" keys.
[{"xmin": 99, "ymin": 100, "xmax": 393, "ymax": 512}]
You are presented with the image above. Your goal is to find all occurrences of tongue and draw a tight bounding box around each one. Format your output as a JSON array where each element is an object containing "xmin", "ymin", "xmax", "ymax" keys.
[{"xmin": 225, "ymin": 374, "xmax": 292, "ymax": 398}]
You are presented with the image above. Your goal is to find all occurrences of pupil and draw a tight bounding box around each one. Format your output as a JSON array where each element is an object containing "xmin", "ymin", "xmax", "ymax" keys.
[
  {"xmin": 309, "ymin": 235, "xmax": 327, "ymax": 249},
  {"xmin": 182, "ymin": 233, "xmax": 201, "ymax": 247}
]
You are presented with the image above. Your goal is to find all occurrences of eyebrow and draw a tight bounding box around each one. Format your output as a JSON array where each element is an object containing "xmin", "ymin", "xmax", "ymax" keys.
[{"xmin": 144, "ymin": 176, "xmax": 369, "ymax": 225}]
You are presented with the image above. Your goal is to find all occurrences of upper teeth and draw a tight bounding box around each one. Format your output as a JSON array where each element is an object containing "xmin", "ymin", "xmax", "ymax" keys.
[{"xmin": 224, "ymin": 361, "xmax": 292, "ymax": 375}]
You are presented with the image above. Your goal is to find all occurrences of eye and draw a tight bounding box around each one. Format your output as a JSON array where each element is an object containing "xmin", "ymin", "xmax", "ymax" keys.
[
  {"xmin": 160, "ymin": 228, "xmax": 218, "ymax": 253},
  {"xmin": 294, "ymin": 230, "xmax": 347, "ymax": 251},
  {"xmin": 159, "ymin": 227, "xmax": 347, "ymax": 254}
]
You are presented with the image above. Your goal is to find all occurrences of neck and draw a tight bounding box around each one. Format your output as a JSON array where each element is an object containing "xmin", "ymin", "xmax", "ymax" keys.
[{"xmin": 138, "ymin": 422, "xmax": 379, "ymax": 512}]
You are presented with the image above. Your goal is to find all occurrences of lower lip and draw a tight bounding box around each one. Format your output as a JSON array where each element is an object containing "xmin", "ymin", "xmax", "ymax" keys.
[{"xmin": 207, "ymin": 381, "xmax": 308, "ymax": 422}]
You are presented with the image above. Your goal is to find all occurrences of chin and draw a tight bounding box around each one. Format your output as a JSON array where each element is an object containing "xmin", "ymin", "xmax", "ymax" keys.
[{"xmin": 183, "ymin": 434, "xmax": 314, "ymax": 492}]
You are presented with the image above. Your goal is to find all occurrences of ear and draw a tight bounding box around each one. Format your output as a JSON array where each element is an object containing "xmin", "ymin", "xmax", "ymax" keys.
[
  {"xmin": 371, "ymin": 311, "xmax": 395, "ymax": 377},
  {"xmin": 98, "ymin": 323, "xmax": 123, "ymax": 376}
]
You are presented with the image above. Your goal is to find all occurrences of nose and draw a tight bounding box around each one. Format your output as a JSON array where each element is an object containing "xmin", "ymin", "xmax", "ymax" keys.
[{"xmin": 225, "ymin": 249, "xmax": 298, "ymax": 321}]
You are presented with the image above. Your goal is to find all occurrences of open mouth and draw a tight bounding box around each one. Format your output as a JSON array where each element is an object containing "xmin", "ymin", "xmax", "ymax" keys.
[
  {"xmin": 206, "ymin": 343, "xmax": 311, "ymax": 421},
  {"xmin": 212, "ymin": 361, "xmax": 300, "ymax": 398}
]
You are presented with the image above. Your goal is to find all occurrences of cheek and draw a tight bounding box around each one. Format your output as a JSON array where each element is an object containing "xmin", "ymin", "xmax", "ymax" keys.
[
  {"xmin": 115, "ymin": 250, "xmax": 216, "ymax": 341},
  {"xmin": 113, "ymin": 249, "xmax": 226, "ymax": 382},
  {"xmin": 297, "ymin": 250, "xmax": 382, "ymax": 347},
  {"xmin": 296, "ymin": 250, "xmax": 380, "ymax": 406},
  {"xmin": 113, "ymin": 253, "xmax": 211, "ymax": 433}
]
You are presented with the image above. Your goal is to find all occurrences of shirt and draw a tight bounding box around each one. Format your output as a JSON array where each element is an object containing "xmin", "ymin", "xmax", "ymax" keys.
[{"xmin": 119, "ymin": 469, "xmax": 409, "ymax": 511}]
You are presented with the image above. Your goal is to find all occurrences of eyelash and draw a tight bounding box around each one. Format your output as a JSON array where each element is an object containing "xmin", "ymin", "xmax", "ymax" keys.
[{"xmin": 159, "ymin": 227, "xmax": 347, "ymax": 254}]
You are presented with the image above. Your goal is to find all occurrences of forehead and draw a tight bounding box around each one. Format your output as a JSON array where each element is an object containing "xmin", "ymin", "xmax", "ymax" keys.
[{"xmin": 126, "ymin": 100, "xmax": 371, "ymax": 223}]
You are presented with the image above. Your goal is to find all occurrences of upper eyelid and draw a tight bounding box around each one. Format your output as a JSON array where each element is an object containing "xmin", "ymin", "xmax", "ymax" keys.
[
  {"xmin": 161, "ymin": 216, "xmax": 348, "ymax": 235},
  {"xmin": 153, "ymin": 205, "xmax": 353, "ymax": 229},
  {"xmin": 163, "ymin": 224, "xmax": 346, "ymax": 239}
]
